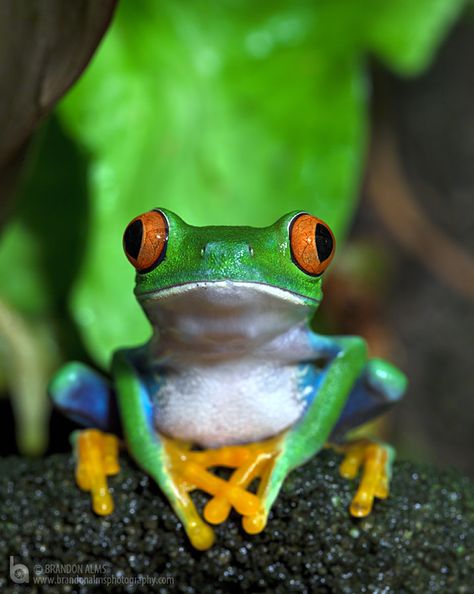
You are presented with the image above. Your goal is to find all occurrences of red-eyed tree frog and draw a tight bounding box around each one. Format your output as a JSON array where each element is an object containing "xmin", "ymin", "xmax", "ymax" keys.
[{"xmin": 50, "ymin": 209, "xmax": 407, "ymax": 550}]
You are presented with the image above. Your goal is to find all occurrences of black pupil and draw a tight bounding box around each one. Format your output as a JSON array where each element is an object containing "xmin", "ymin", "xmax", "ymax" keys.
[
  {"xmin": 124, "ymin": 219, "xmax": 143, "ymax": 259},
  {"xmin": 315, "ymin": 223, "xmax": 333, "ymax": 262}
]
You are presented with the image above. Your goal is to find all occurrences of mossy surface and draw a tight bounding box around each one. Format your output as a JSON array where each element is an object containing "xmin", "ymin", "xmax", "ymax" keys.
[{"xmin": 0, "ymin": 450, "xmax": 473, "ymax": 593}]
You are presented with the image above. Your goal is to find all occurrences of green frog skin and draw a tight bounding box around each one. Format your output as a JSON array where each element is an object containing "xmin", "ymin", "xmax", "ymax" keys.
[{"xmin": 50, "ymin": 209, "xmax": 407, "ymax": 550}]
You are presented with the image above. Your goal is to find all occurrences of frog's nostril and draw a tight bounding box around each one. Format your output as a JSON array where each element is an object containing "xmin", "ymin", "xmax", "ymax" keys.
[{"xmin": 248, "ymin": 246, "xmax": 254, "ymax": 257}]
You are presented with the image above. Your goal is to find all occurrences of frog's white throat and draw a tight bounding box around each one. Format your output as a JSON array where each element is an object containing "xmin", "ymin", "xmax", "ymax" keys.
[{"xmin": 139, "ymin": 281, "xmax": 316, "ymax": 356}]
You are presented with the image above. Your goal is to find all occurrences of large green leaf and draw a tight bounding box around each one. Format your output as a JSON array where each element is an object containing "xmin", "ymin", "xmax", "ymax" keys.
[
  {"xmin": 56, "ymin": 0, "xmax": 464, "ymax": 367},
  {"xmin": 0, "ymin": 119, "xmax": 89, "ymax": 315}
]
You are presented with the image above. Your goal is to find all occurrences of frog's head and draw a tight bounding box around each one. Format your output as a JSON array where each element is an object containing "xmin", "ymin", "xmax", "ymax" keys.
[{"xmin": 123, "ymin": 208, "xmax": 335, "ymax": 351}]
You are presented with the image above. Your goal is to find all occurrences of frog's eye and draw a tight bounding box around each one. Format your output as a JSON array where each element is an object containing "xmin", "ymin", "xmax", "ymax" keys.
[
  {"xmin": 123, "ymin": 209, "xmax": 168, "ymax": 273},
  {"xmin": 289, "ymin": 213, "xmax": 335, "ymax": 276}
]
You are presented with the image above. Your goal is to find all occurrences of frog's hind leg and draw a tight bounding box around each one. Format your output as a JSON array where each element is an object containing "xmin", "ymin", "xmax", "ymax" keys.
[
  {"xmin": 49, "ymin": 362, "xmax": 121, "ymax": 516},
  {"xmin": 329, "ymin": 358, "xmax": 406, "ymax": 440},
  {"xmin": 72, "ymin": 428, "xmax": 120, "ymax": 515},
  {"xmin": 329, "ymin": 358, "xmax": 405, "ymax": 517},
  {"xmin": 49, "ymin": 362, "xmax": 120, "ymax": 433},
  {"xmin": 335, "ymin": 439, "xmax": 394, "ymax": 517}
]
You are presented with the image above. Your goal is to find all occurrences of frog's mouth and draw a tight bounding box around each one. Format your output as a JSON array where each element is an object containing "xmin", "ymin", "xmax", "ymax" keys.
[{"xmin": 138, "ymin": 281, "xmax": 318, "ymax": 353}]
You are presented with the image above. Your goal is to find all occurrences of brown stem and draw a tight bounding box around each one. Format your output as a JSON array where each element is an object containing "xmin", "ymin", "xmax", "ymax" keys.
[{"xmin": 366, "ymin": 126, "xmax": 474, "ymax": 300}]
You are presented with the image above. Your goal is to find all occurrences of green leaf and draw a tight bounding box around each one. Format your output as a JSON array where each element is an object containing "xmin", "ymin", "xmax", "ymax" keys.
[
  {"xmin": 363, "ymin": 0, "xmax": 464, "ymax": 74},
  {"xmin": 0, "ymin": 118, "xmax": 89, "ymax": 315},
  {"xmin": 56, "ymin": 0, "xmax": 464, "ymax": 366}
]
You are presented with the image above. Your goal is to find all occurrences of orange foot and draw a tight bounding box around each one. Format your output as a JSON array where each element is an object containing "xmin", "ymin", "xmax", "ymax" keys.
[
  {"xmin": 74, "ymin": 429, "xmax": 120, "ymax": 515},
  {"xmin": 162, "ymin": 434, "xmax": 283, "ymax": 550},
  {"xmin": 335, "ymin": 439, "xmax": 392, "ymax": 517}
]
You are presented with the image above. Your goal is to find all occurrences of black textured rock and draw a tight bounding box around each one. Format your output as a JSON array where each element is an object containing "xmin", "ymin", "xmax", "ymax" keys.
[{"xmin": 0, "ymin": 450, "xmax": 473, "ymax": 593}]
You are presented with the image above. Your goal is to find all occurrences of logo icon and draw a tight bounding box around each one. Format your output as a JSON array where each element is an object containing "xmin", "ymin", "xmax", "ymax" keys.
[{"xmin": 9, "ymin": 556, "xmax": 29, "ymax": 584}]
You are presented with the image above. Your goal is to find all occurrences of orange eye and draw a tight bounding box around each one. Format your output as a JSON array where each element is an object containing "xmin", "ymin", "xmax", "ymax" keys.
[
  {"xmin": 123, "ymin": 209, "xmax": 168, "ymax": 273},
  {"xmin": 289, "ymin": 213, "xmax": 335, "ymax": 276}
]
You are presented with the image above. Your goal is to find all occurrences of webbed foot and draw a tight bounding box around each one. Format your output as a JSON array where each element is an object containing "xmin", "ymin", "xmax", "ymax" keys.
[
  {"xmin": 335, "ymin": 439, "xmax": 393, "ymax": 517},
  {"xmin": 73, "ymin": 429, "xmax": 120, "ymax": 515},
  {"xmin": 161, "ymin": 434, "xmax": 283, "ymax": 549}
]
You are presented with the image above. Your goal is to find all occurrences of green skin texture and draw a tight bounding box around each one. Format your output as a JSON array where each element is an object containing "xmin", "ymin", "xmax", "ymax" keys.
[{"xmin": 108, "ymin": 209, "xmax": 405, "ymax": 545}]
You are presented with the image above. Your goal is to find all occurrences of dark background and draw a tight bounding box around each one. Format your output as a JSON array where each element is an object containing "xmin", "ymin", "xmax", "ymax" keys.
[{"xmin": 363, "ymin": 21, "xmax": 474, "ymax": 475}]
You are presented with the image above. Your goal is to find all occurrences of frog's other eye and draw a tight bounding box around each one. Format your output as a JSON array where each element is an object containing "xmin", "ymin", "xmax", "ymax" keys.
[
  {"xmin": 289, "ymin": 213, "xmax": 335, "ymax": 276},
  {"xmin": 123, "ymin": 209, "xmax": 168, "ymax": 273}
]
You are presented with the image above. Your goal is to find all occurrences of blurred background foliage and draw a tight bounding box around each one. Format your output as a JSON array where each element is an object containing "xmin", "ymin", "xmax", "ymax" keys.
[{"xmin": 0, "ymin": 1, "xmax": 470, "ymax": 461}]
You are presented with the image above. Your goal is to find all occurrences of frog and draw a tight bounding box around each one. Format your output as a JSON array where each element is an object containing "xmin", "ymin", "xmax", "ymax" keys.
[{"xmin": 50, "ymin": 208, "xmax": 407, "ymax": 550}]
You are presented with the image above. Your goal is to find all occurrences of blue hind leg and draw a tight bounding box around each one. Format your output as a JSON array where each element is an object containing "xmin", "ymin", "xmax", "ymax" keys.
[
  {"xmin": 49, "ymin": 362, "xmax": 121, "ymax": 435},
  {"xmin": 329, "ymin": 358, "xmax": 407, "ymax": 517},
  {"xmin": 49, "ymin": 362, "xmax": 122, "ymax": 515},
  {"xmin": 330, "ymin": 358, "xmax": 407, "ymax": 441}
]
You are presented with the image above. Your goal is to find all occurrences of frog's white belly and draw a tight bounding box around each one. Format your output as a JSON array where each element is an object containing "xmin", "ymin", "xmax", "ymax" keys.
[{"xmin": 153, "ymin": 361, "xmax": 305, "ymax": 448}]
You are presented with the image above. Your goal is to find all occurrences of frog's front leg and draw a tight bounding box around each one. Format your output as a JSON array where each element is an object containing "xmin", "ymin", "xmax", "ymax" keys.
[
  {"xmin": 225, "ymin": 335, "xmax": 370, "ymax": 534},
  {"xmin": 235, "ymin": 335, "xmax": 406, "ymax": 533},
  {"xmin": 113, "ymin": 349, "xmax": 268, "ymax": 550},
  {"xmin": 113, "ymin": 349, "xmax": 301, "ymax": 548}
]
